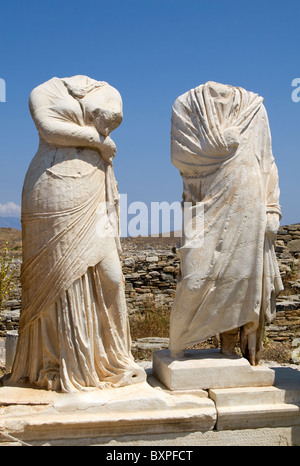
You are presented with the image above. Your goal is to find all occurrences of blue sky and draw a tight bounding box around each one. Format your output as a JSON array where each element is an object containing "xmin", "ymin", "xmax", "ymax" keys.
[{"xmin": 0, "ymin": 0, "xmax": 299, "ymax": 230}]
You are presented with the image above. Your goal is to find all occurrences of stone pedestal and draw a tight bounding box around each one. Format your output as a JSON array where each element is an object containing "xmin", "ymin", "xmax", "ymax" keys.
[
  {"xmin": 209, "ymin": 385, "xmax": 300, "ymax": 430},
  {"xmin": 152, "ymin": 349, "xmax": 275, "ymax": 390},
  {"xmin": 152, "ymin": 348, "xmax": 300, "ymax": 435},
  {"xmin": 0, "ymin": 381, "xmax": 216, "ymax": 445},
  {"xmin": 0, "ymin": 356, "xmax": 299, "ymax": 445}
]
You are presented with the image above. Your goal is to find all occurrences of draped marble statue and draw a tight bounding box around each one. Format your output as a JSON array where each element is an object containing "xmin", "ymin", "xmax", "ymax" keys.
[
  {"xmin": 169, "ymin": 81, "xmax": 283, "ymax": 365},
  {"xmin": 9, "ymin": 75, "xmax": 146, "ymax": 392}
]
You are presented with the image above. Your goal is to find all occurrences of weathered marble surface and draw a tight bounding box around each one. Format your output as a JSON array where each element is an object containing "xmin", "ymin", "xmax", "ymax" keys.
[
  {"xmin": 7, "ymin": 75, "xmax": 146, "ymax": 392},
  {"xmin": 169, "ymin": 81, "xmax": 283, "ymax": 365},
  {"xmin": 0, "ymin": 380, "xmax": 216, "ymax": 444},
  {"xmin": 153, "ymin": 349, "xmax": 275, "ymax": 390},
  {"xmin": 1, "ymin": 362, "xmax": 299, "ymax": 445}
]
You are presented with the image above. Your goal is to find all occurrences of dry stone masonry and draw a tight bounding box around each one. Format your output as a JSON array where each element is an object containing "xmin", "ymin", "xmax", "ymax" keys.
[
  {"xmin": 1, "ymin": 224, "xmax": 300, "ymax": 347},
  {"xmin": 269, "ymin": 224, "xmax": 300, "ymax": 344},
  {"xmin": 121, "ymin": 243, "xmax": 179, "ymax": 316}
]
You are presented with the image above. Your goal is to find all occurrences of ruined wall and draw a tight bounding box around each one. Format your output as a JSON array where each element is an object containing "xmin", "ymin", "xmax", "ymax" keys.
[
  {"xmin": 1, "ymin": 225, "xmax": 300, "ymax": 344},
  {"xmin": 266, "ymin": 224, "xmax": 300, "ymax": 343}
]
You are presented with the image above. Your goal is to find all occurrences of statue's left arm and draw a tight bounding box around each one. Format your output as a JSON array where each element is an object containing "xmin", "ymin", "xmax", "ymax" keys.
[
  {"xmin": 257, "ymin": 105, "xmax": 282, "ymax": 243},
  {"xmin": 265, "ymin": 160, "xmax": 281, "ymax": 243}
]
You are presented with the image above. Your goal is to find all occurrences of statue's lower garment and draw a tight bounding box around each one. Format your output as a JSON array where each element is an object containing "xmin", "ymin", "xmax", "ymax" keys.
[{"xmin": 10, "ymin": 252, "xmax": 145, "ymax": 392}]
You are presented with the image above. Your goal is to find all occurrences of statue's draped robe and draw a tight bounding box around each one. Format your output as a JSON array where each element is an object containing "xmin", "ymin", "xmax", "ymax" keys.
[
  {"xmin": 10, "ymin": 77, "xmax": 145, "ymax": 391},
  {"xmin": 169, "ymin": 83, "xmax": 283, "ymax": 355}
]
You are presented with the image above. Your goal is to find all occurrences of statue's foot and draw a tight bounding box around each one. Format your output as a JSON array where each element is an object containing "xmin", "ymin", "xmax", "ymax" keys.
[
  {"xmin": 248, "ymin": 355, "xmax": 257, "ymax": 366},
  {"xmin": 220, "ymin": 328, "xmax": 239, "ymax": 356},
  {"xmin": 243, "ymin": 348, "xmax": 258, "ymax": 366},
  {"xmin": 240, "ymin": 325, "xmax": 259, "ymax": 366},
  {"xmin": 119, "ymin": 367, "xmax": 147, "ymax": 386},
  {"xmin": 45, "ymin": 373, "xmax": 61, "ymax": 391}
]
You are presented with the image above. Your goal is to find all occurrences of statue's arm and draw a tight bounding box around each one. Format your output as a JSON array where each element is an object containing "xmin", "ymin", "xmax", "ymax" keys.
[
  {"xmin": 265, "ymin": 160, "xmax": 281, "ymax": 242},
  {"xmin": 29, "ymin": 87, "xmax": 116, "ymax": 164},
  {"xmin": 255, "ymin": 105, "xmax": 281, "ymax": 242},
  {"xmin": 265, "ymin": 160, "xmax": 281, "ymax": 216}
]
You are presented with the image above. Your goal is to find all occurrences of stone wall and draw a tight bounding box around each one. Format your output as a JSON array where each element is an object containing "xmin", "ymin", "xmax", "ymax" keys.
[
  {"xmin": 1, "ymin": 225, "xmax": 300, "ymax": 345},
  {"xmin": 267, "ymin": 224, "xmax": 300, "ymax": 343},
  {"xmin": 122, "ymin": 247, "xmax": 179, "ymax": 316}
]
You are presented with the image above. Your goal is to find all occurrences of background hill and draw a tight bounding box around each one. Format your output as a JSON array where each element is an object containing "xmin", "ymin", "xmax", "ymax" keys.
[{"xmin": 0, "ymin": 217, "xmax": 21, "ymax": 230}]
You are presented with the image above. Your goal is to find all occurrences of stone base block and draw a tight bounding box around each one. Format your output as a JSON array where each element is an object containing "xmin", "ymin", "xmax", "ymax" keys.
[
  {"xmin": 0, "ymin": 381, "xmax": 216, "ymax": 444},
  {"xmin": 209, "ymin": 365, "xmax": 300, "ymax": 430},
  {"xmin": 210, "ymin": 386, "xmax": 300, "ymax": 430},
  {"xmin": 152, "ymin": 349, "xmax": 275, "ymax": 390},
  {"xmin": 1, "ymin": 365, "xmax": 299, "ymax": 445}
]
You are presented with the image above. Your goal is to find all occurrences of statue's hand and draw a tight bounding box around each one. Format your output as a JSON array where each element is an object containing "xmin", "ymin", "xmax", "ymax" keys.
[
  {"xmin": 266, "ymin": 212, "xmax": 280, "ymax": 243},
  {"xmin": 98, "ymin": 136, "xmax": 116, "ymax": 165}
]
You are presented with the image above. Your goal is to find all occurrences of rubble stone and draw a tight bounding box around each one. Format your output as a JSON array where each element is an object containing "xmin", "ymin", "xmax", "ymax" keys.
[{"xmin": 1, "ymin": 224, "xmax": 300, "ymax": 344}]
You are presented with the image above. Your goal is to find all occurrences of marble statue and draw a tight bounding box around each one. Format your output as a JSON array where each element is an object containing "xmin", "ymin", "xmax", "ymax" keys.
[
  {"xmin": 169, "ymin": 81, "xmax": 283, "ymax": 365},
  {"xmin": 9, "ymin": 75, "xmax": 146, "ymax": 392}
]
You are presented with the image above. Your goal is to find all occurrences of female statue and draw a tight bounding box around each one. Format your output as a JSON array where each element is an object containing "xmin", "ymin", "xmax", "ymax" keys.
[
  {"xmin": 169, "ymin": 81, "xmax": 283, "ymax": 365},
  {"xmin": 9, "ymin": 75, "xmax": 145, "ymax": 392}
]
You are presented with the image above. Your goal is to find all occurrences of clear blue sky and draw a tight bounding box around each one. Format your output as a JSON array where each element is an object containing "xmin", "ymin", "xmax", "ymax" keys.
[{"xmin": 0, "ymin": 0, "xmax": 299, "ymax": 228}]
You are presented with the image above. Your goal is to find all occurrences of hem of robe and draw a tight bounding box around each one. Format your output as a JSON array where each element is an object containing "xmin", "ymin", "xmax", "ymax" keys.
[{"xmin": 9, "ymin": 261, "xmax": 146, "ymax": 393}]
